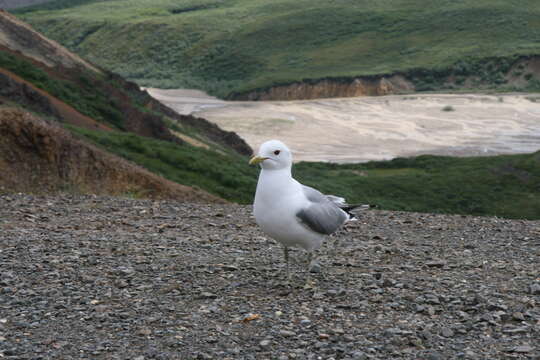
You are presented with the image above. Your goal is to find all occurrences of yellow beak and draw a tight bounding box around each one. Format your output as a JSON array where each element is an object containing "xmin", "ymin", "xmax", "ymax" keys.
[{"xmin": 249, "ymin": 156, "xmax": 268, "ymax": 165}]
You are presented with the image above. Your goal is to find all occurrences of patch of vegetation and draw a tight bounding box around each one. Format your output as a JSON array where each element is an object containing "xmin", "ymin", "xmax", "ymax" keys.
[
  {"xmin": 525, "ymin": 79, "xmax": 540, "ymax": 92},
  {"xmin": 67, "ymin": 125, "xmax": 259, "ymax": 203},
  {"xmin": 403, "ymin": 55, "xmax": 527, "ymax": 93},
  {"xmin": 0, "ymin": 50, "xmax": 125, "ymax": 128},
  {"xmin": 15, "ymin": 0, "xmax": 540, "ymax": 97},
  {"xmin": 294, "ymin": 153, "xmax": 540, "ymax": 220}
]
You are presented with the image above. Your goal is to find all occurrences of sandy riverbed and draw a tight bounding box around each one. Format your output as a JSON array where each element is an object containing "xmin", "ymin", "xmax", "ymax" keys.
[{"xmin": 148, "ymin": 88, "xmax": 540, "ymax": 163}]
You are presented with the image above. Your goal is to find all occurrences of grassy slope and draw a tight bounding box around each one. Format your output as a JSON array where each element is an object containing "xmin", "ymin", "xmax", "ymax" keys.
[
  {"xmin": 15, "ymin": 0, "xmax": 540, "ymax": 97},
  {"xmin": 67, "ymin": 125, "xmax": 540, "ymax": 219},
  {"xmin": 295, "ymin": 154, "xmax": 540, "ymax": 220},
  {"xmin": 68, "ymin": 125, "xmax": 259, "ymax": 203},
  {"xmin": 0, "ymin": 50, "xmax": 125, "ymax": 129}
]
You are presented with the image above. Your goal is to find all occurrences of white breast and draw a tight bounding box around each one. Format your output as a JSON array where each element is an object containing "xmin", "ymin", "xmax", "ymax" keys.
[{"xmin": 253, "ymin": 170, "xmax": 325, "ymax": 251}]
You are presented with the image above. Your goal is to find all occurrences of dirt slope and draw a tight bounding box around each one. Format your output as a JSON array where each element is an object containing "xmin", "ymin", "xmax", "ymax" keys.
[{"xmin": 0, "ymin": 107, "xmax": 223, "ymax": 202}]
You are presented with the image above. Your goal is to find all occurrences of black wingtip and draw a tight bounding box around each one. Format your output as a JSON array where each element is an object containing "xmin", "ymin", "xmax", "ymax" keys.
[{"xmin": 342, "ymin": 204, "xmax": 371, "ymax": 219}]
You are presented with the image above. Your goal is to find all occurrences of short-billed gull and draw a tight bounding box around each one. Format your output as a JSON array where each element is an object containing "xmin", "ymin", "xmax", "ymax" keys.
[{"xmin": 249, "ymin": 139, "xmax": 362, "ymax": 280}]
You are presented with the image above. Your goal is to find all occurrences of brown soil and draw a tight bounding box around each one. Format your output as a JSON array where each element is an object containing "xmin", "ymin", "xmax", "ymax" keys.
[{"xmin": 0, "ymin": 107, "xmax": 224, "ymax": 202}]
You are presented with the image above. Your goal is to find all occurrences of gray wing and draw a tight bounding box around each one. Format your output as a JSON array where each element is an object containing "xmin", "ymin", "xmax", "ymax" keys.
[{"xmin": 296, "ymin": 185, "xmax": 349, "ymax": 235}]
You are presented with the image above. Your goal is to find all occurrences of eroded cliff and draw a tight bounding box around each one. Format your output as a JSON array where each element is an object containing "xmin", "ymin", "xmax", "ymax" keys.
[
  {"xmin": 230, "ymin": 55, "xmax": 540, "ymax": 101},
  {"xmin": 0, "ymin": 107, "xmax": 223, "ymax": 202},
  {"xmin": 232, "ymin": 75, "xmax": 414, "ymax": 101}
]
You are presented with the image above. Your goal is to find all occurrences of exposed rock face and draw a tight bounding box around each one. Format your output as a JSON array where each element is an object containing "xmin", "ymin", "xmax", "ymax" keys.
[
  {"xmin": 233, "ymin": 75, "xmax": 414, "ymax": 101},
  {"xmin": 0, "ymin": 107, "xmax": 224, "ymax": 202}
]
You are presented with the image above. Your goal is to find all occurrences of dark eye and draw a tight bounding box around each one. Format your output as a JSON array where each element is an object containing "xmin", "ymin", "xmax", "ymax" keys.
[{"xmin": 274, "ymin": 150, "xmax": 281, "ymax": 155}]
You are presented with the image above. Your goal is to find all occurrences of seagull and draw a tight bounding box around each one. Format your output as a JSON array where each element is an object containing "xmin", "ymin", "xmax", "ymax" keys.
[{"xmin": 249, "ymin": 139, "xmax": 362, "ymax": 280}]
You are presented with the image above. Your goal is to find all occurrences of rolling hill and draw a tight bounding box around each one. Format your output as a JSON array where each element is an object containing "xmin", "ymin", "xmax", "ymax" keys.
[
  {"xmin": 0, "ymin": 8, "xmax": 538, "ymax": 218},
  {"xmin": 13, "ymin": 0, "xmax": 540, "ymax": 98}
]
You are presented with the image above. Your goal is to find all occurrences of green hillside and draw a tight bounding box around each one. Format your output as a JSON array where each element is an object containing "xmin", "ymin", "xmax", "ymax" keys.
[{"xmin": 15, "ymin": 0, "xmax": 540, "ymax": 97}]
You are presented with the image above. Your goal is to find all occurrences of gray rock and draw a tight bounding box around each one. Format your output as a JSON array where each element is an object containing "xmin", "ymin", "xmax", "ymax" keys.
[
  {"xmin": 529, "ymin": 283, "xmax": 540, "ymax": 295},
  {"xmin": 350, "ymin": 351, "xmax": 368, "ymax": 360},
  {"xmin": 200, "ymin": 292, "xmax": 218, "ymax": 299},
  {"xmin": 502, "ymin": 326, "xmax": 529, "ymax": 334},
  {"xmin": 512, "ymin": 344, "xmax": 534, "ymax": 353},
  {"xmin": 309, "ymin": 261, "xmax": 322, "ymax": 273},
  {"xmin": 425, "ymin": 352, "xmax": 444, "ymax": 360},
  {"xmin": 279, "ymin": 330, "xmax": 296, "ymax": 337},
  {"xmin": 441, "ymin": 327, "xmax": 454, "ymax": 337},
  {"xmin": 426, "ymin": 260, "xmax": 446, "ymax": 268},
  {"xmin": 326, "ymin": 289, "xmax": 338, "ymax": 296}
]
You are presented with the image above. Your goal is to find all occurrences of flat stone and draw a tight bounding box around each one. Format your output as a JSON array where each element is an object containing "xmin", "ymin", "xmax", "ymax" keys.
[
  {"xmin": 512, "ymin": 345, "xmax": 534, "ymax": 353},
  {"xmin": 200, "ymin": 292, "xmax": 217, "ymax": 299},
  {"xmin": 529, "ymin": 283, "xmax": 540, "ymax": 295},
  {"xmin": 441, "ymin": 327, "xmax": 454, "ymax": 337},
  {"xmin": 426, "ymin": 260, "xmax": 446, "ymax": 268},
  {"xmin": 259, "ymin": 339, "xmax": 271, "ymax": 348},
  {"xmin": 279, "ymin": 330, "xmax": 295, "ymax": 337}
]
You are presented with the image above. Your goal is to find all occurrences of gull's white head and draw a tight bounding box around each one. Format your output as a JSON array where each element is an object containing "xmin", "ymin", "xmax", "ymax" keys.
[{"xmin": 249, "ymin": 139, "xmax": 293, "ymax": 170}]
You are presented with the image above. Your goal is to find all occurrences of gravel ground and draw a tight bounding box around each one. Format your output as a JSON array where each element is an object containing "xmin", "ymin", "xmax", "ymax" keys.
[{"xmin": 0, "ymin": 194, "xmax": 539, "ymax": 359}]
